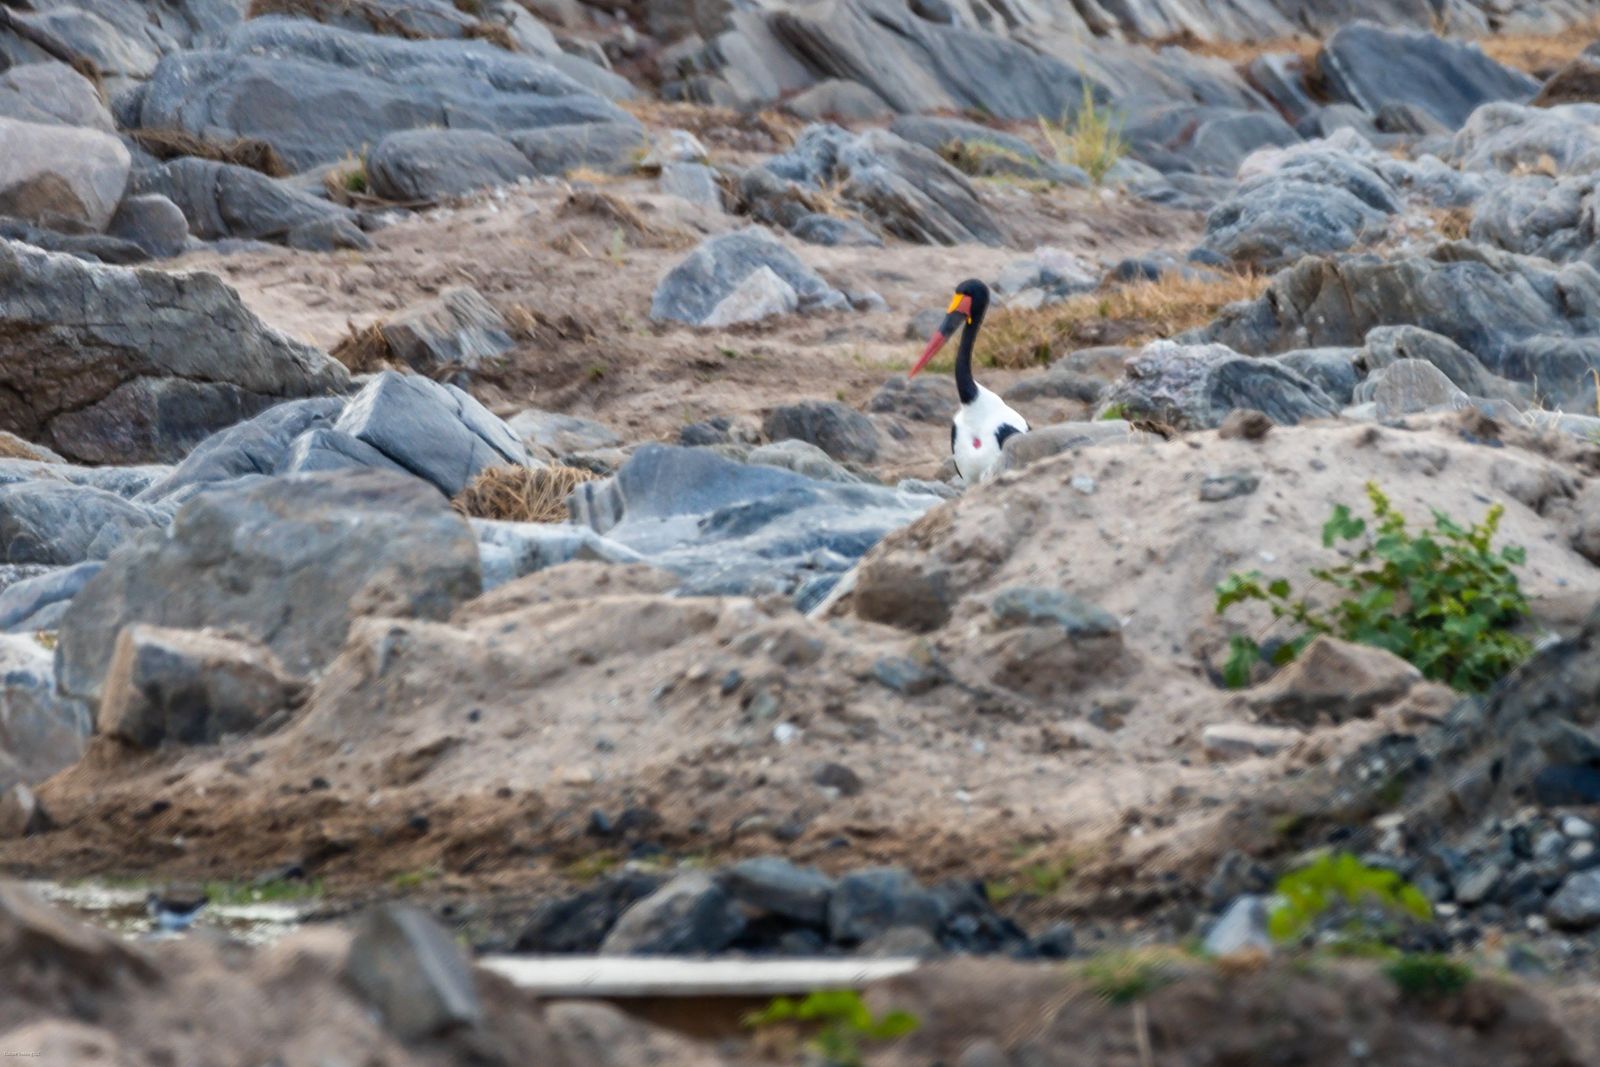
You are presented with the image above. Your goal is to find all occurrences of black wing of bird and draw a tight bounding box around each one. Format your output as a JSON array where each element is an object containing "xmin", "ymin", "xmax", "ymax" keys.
[{"xmin": 994, "ymin": 424, "xmax": 1023, "ymax": 449}]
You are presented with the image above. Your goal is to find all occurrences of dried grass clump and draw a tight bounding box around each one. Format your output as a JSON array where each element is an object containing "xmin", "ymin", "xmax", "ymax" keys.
[
  {"xmin": 558, "ymin": 188, "xmax": 692, "ymax": 248},
  {"xmin": 1038, "ymin": 82, "xmax": 1127, "ymax": 185},
  {"xmin": 1477, "ymin": 20, "xmax": 1600, "ymax": 76},
  {"xmin": 0, "ymin": 431, "xmax": 53, "ymax": 462},
  {"xmin": 1428, "ymin": 205, "xmax": 1474, "ymax": 241},
  {"xmin": 329, "ymin": 321, "xmax": 394, "ymax": 373},
  {"xmin": 130, "ymin": 128, "xmax": 289, "ymax": 177},
  {"xmin": 969, "ymin": 272, "xmax": 1270, "ymax": 370},
  {"xmin": 452, "ymin": 464, "xmax": 599, "ymax": 523},
  {"xmin": 1151, "ymin": 31, "xmax": 1318, "ymax": 66}
]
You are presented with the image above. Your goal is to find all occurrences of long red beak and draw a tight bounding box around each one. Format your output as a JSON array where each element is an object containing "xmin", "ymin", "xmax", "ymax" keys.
[{"xmin": 908, "ymin": 331, "xmax": 949, "ymax": 379}]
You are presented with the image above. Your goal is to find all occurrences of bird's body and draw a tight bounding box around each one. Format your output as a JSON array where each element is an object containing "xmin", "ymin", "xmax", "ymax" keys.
[
  {"xmin": 951, "ymin": 383, "xmax": 1028, "ymax": 484},
  {"xmin": 908, "ymin": 279, "xmax": 1028, "ymax": 483},
  {"xmin": 146, "ymin": 889, "xmax": 208, "ymax": 933}
]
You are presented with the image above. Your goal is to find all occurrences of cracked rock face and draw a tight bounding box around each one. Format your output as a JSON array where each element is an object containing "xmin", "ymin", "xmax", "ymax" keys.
[{"xmin": 0, "ymin": 239, "xmax": 348, "ymax": 464}]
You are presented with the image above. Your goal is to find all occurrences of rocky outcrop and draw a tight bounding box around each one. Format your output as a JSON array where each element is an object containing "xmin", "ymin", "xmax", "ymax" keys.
[
  {"xmin": 1317, "ymin": 22, "xmax": 1537, "ymax": 129},
  {"xmin": 0, "ymin": 240, "xmax": 348, "ymax": 464},
  {"xmin": 136, "ymin": 17, "xmax": 633, "ymax": 172},
  {"xmin": 130, "ymin": 158, "xmax": 368, "ymax": 250},
  {"xmin": 0, "ymin": 118, "xmax": 129, "ymax": 232},
  {"xmin": 56, "ymin": 469, "xmax": 482, "ymax": 705},
  {"xmin": 1103, "ymin": 341, "xmax": 1340, "ymax": 431},
  {"xmin": 650, "ymin": 227, "xmax": 846, "ymax": 325}
]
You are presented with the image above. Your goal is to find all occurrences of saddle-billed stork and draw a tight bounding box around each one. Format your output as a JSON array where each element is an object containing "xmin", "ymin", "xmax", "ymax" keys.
[{"xmin": 907, "ymin": 279, "xmax": 1028, "ymax": 483}]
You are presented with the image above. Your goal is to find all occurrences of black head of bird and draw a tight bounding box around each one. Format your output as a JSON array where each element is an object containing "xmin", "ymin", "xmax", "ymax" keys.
[{"xmin": 907, "ymin": 278, "xmax": 990, "ymax": 390}]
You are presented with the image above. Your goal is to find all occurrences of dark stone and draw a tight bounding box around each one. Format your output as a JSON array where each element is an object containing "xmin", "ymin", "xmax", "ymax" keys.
[
  {"xmin": 827, "ymin": 867, "xmax": 945, "ymax": 946},
  {"xmin": 514, "ymin": 873, "xmax": 663, "ymax": 953},
  {"xmin": 720, "ymin": 857, "xmax": 835, "ymax": 925},
  {"xmin": 600, "ymin": 872, "xmax": 747, "ymax": 955},
  {"xmin": 763, "ymin": 401, "xmax": 879, "ymax": 463},
  {"xmin": 868, "ymin": 375, "xmax": 949, "ymax": 423}
]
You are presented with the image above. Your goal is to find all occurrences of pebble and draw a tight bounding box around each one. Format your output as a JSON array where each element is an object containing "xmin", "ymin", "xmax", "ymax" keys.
[
  {"xmin": 1070, "ymin": 475, "xmax": 1096, "ymax": 495},
  {"xmin": 1563, "ymin": 816, "xmax": 1595, "ymax": 840}
]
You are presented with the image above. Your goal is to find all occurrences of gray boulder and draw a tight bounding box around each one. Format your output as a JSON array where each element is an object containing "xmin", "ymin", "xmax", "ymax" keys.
[
  {"xmin": 1548, "ymin": 870, "xmax": 1600, "ymax": 930},
  {"xmin": 379, "ymin": 286, "xmax": 514, "ymax": 375},
  {"xmin": 763, "ymin": 401, "xmax": 879, "ymax": 463},
  {"xmin": 98, "ymin": 625, "xmax": 305, "ymax": 747},
  {"xmin": 0, "ymin": 61, "xmax": 113, "ymax": 131},
  {"xmin": 568, "ymin": 444, "xmax": 941, "ymax": 609},
  {"xmin": 1470, "ymin": 173, "xmax": 1600, "ymax": 264},
  {"xmin": 333, "ymin": 371, "xmax": 529, "ymax": 497},
  {"xmin": 367, "ymin": 129, "xmax": 536, "ymax": 201},
  {"xmin": 1123, "ymin": 104, "xmax": 1298, "ymax": 178},
  {"xmin": 346, "ymin": 904, "xmax": 482, "ymax": 1040},
  {"xmin": 56, "ymin": 469, "xmax": 482, "ymax": 706},
  {"xmin": 1352, "ymin": 359, "xmax": 1470, "ymax": 419},
  {"xmin": 1103, "ymin": 340, "xmax": 1339, "ymax": 431},
  {"xmin": 508, "ymin": 122, "xmax": 647, "ymax": 176},
  {"xmin": 1318, "ymin": 22, "xmax": 1537, "ymax": 130},
  {"xmin": 1273, "ymin": 349, "xmax": 1362, "ymax": 406},
  {"xmin": 719, "ymin": 857, "xmax": 835, "ymax": 925},
  {"xmin": 0, "ymin": 482, "xmax": 163, "ymax": 566},
  {"xmin": 473, "ymin": 521, "xmax": 644, "ymax": 590},
  {"xmin": 1360, "ymin": 325, "xmax": 1521, "ymax": 402},
  {"xmin": 1203, "ymin": 896, "xmax": 1273, "ymax": 956},
  {"xmin": 785, "ymin": 79, "xmax": 893, "ymax": 122},
  {"xmin": 1196, "ymin": 244, "xmax": 1600, "ymax": 408},
  {"xmin": 130, "ymin": 158, "xmax": 368, "ymax": 250},
  {"xmin": 1202, "ymin": 179, "xmax": 1387, "ymax": 269},
  {"xmin": 701, "ymin": 266, "xmax": 799, "ymax": 328},
  {"xmin": 659, "ymin": 163, "xmax": 723, "ymax": 209},
  {"xmin": 0, "ymin": 635, "xmax": 89, "ymax": 792},
  {"xmin": 869, "ymin": 374, "xmax": 951, "ymax": 423},
  {"xmin": 1450, "ymin": 102, "xmax": 1600, "ymax": 175},
  {"xmin": 649, "ymin": 227, "xmax": 844, "ymax": 326},
  {"xmin": 742, "ymin": 124, "xmax": 1002, "ymax": 246},
  {"xmin": 600, "ymin": 872, "xmax": 746, "ymax": 956},
  {"xmin": 0, "ymin": 117, "xmax": 129, "ymax": 232},
  {"xmin": 0, "ymin": 562, "xmax": 101, "ymax": 633},
  {"xmin": 107, "ymin": 194, "xmax": 190, "ymax": 259},
  {"xmin": 137, "ymin": 398, "xmax": 346, "ymax": 504},
  {"xmin": 137, "ymin": 17, "xmax": 633, "ymax": 172},
  {"xmin": 281, "ymin": 427, "xmax": 412, "ymax": 478},
  {"xmin": 827, "ymin": 867, "xmax": 944, "ymax": 946},
  {"xmin": 0, "ymin": 240, "xmax": 348, "ymax": 464}
]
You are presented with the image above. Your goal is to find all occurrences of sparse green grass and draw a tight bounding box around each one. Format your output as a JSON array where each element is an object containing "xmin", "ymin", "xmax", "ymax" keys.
[
  {"xmin": 389, "ymin": 867, "xmax": 441, "ymax": 891},
  {"xmin": 986, "ymin": 852, "xmax": 1079, "ymax": 904},
  {"xmin": 344, "ymin": 167, "xmax": 367, "ymax": 195},
  {"xmin": 562, "ymin": 852, "xmax": 620, "ymax": 882},
  {"xmin": 1386, "ymin": 953, "xmax": 1474, "ymax": 999},
  {"xmin": 1099, "ymin": 402, "xmax": 1127, "ymax": 421},
  {"xmin": 1078, "ymin": 950, "xmax": 1179, "ymax": 1005},
  {"xmin": 745, "ymin": 990, "xmax": 920, "ymax": 1067},
  {"xmin": 1267, "ymin": 851, "xmax": 1431, "ymax": 949},
  {"xmin": 1039, "ymin": 81, "xmax": 1127, "ymax": 185}
]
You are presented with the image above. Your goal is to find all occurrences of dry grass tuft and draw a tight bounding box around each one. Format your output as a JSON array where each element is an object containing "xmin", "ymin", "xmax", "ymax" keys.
[
  {"xmin": 0, "ymin": 431, "xmax": 53, "ymax": 462},
  {"xmin": 130, "ymin": 128, "xmax": 290, "ymax": 177},
  {"xmin": 968, "ymin": 272, "xmax": 1270, "ymax": 370},
  {"xmin": 1428, "ymin": 205, "xmax": 1474, "ymax": 241},
  {"xmin": 250, "ymin": 0, "xmax": 513, "ymax": 49},
  {"xmin": 1152, "ymin": 31, "xmax": 1319, "ymax": 66},
  {"xmin": 452, "ymin": 464, "xmax": 599, "ymax": 523},
  {"xmin": 558, "ymin": 188, "xmax": 692, "ymax": 248},
  {"xmin": 1476, "ymin": 21, "xmax": 1600, "ymax": 76},
  {"xmin": 329, "ymin": 321, "xmax": 394, "ymax": 373},
  {"xmin": 1038, "ymin": 83, "xmax": 1127, "ymax": 184}
]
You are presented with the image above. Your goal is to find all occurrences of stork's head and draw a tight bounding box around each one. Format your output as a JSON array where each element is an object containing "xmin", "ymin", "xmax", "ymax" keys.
[{"xmin": 908, "ymin": 279, "xmax": 990, "ymax": 378}]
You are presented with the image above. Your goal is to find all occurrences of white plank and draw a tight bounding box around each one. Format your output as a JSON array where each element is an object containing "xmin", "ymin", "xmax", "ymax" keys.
[{"xmin": 478, "ymin": 955, "xmax": 921, "ymax": 997}]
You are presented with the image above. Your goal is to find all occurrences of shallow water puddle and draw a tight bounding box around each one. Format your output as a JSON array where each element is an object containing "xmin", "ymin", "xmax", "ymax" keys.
[{"xmin": 29, "ymin": 879, "xmax": 312, "ymax": 945}]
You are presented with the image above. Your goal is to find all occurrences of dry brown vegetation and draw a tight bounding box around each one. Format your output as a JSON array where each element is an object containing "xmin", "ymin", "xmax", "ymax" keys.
[
  {"xmin": 129, "ymin": 128, "xmax": 289, "ymax": 177},
  {"xmin": 971, "ymin": 272, "xmax": 1270, "ymax": 369},
  {"xmin": 451, "ymin": 464, "xmax": 600, "ymax": 523},
  {"xmin": 1428, "ymin": 205, "xmax": 1475, "ymax": 240},
  {"xmin": 328, "ymin": 321, "xmax": 393, "ymax": 373},
  {"xmin": 1476, "ymin": 21, "xmax": 1600, "ymax": 76},
  {"xmin": 1152, "ymin": 30, "xmax": 1319, "ymax": 65},
  {"xmin": 0, "ymin": 431, "xmax": 50, "ymax": 461},
  {"xmin": 247, "ymin": 0, "xmax": 515, "ymax": 48}
]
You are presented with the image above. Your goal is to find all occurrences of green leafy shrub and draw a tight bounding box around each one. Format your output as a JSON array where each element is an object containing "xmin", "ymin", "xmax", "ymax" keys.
[
  {"xmin": 745, "ymin": 990, "xmax": 919, "ymax": 1067},
  {"xmin": 1038, "ymin": 81, "xmax": 1126, "ymax": 184},
  {"xmin": 1216, "ymin": 483, "xmax": 1533, "ymax": 692},
  {"xmin": 1268, "ymin": 852, "xmax": 1431, "ymax": 948},
  {"xmin": 1385, "ymin": 953, "xmax": 1474, "ymax": 999}
]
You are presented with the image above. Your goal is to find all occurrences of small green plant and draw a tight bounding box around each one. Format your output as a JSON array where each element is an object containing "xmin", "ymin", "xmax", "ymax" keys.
[
  {"xmin": 343, "ymin": 166, "xmax": 367, "ymax": 195},
  {"xmin": 389, "ymin": 867, "xmax": 441, "ymax": 891},
  {"xmin": 1079, "ymin": 950, "xmax": 1177, "ymax": 1004},
  {"xmin": 987, "ymin": 852, "xmax": 1078, "ymax": 904},
  {"xmin": 1268, "ymin": 852, "xmax": 1431, "ymax": 948},
  {"xmin": 587, "ymin": 363, "xmax": 608, "ymax": 381},
  {"xmin": 1216, "ymin": 483, "xmax": 1532, "ymax": 692},
  {"xmin": 1098, "ymin": 402, "xmax": 1127, "ymax": 421},
  {"xmin": 1039, "ymin": 80, "xmax": 1126, "ymax": 184},
  {"xmin": 562, "ymin": 851, "xmax": 620, "ymax": 882},
  {"xmin": 1385, "ymin": 953, "xmax": 1473, "ymax": 999},
  {"xmin": 745, "ymin": 990, "xmax": 919, "ymax": 1067}
]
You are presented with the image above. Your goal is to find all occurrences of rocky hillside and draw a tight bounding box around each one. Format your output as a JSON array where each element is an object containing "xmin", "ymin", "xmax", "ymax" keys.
[{"xmin": 10, "ymin": 0, "xmax": 1600, "ymax": 1061}]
